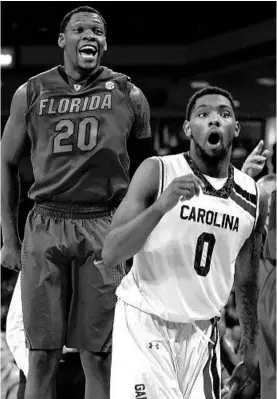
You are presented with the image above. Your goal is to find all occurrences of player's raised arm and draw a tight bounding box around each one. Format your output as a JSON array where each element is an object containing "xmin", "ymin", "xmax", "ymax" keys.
[
  {"xmin": 102, "ymin": 158, "xmax": 204, "ymax": 267},
  {"xmin": 241, "ymin": 140, "xmax": 269, "ymax": 177},
  {"xmin": 1, "ymin": 83, "xmax": 29, "ymax": 271},
  {"xmin": 227, "ymin": 186, "xmax": 268, "ymax": 393},
  {"xmin": 127, "ymin": 83, "xmax": 153, "ymax": 177}
]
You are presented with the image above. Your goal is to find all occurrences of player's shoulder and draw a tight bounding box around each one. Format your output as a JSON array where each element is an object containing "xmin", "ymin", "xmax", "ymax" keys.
[
  {"xmin": 157, "ymin": 153, "xmax": 184, "ymax": 163},
  {"xmin": 133, "ymin": 156, "xmax": 161, "ymax": 181},
  {"xmin": 233, "ymin": 165, "xmax": 257, "ymax": 195},
  {"xmin": 128, "ymin": 83, "xmax": 147, "ymax": 105},
  {"xmin": 152, "ymin": 153, "xmax": 188, "ymax": 177},
  {"xmin": 10, "ymin": 82, "xmax": 28, "ymax": 112},
  {"xmin": 158, "ymin": 153, "xmax": 190, "ymax": 169},
  {"xmin": 27, "ymin": 66, "xmax": 59, "ymax": 82},
  {"xmin": 233, "ymin": 165, "xmax": 268, "ymax": 227},
  {"xmin": 102, "ymin": 67, "xmax": 146, "ymax": 99},
  {"xmin": 101, "ymin": 66, "xmax": 130, "ymax": 81},
  {"xmin": 14, "ymin": 82, "xmax": 28, "ymax": 97}
]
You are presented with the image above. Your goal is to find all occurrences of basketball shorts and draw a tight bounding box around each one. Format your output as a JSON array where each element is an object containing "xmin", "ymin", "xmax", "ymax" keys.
[
  {"xmin": 258, "ymin": 266, "xmax": 276, "ymax": 399},
  {"xmin": 21, "ymin": 202, "xmax": 125, "ymax": 351},
  {"xmin": 111, "ymin": 299, "xmax": 221, "ymax": 399}
]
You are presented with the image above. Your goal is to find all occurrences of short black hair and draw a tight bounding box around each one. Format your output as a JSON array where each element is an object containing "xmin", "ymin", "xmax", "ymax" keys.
[
  {"xmin": 60, "ymin": 6, "xmax": 106, "ymax": 33},
  {"xmin": 186, "ymin": 86, "xmax": 236, "ymax": 120}
]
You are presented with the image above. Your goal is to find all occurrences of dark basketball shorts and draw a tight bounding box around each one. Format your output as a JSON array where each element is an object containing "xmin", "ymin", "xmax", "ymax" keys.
[{"xmin": 21, "ymin": 202, "xmax": 125, "ymax": 352}]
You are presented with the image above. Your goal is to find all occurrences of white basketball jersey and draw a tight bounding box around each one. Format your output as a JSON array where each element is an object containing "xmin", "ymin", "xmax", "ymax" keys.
[{"xmin": 117, "ymin": 152, "xmax": 259, "ymax": 322}]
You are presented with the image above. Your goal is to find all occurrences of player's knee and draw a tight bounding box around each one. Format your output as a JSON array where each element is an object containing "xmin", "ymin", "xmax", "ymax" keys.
[
  {"xmin": 29, "ymin": 349, "xmax": 61, "ymax": 374},
  {"xmin": 80, "ymin": 350, "xmax": 111, "ymax": 370}
]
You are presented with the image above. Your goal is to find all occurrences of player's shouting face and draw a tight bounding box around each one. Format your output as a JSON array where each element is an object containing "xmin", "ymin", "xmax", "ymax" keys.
[
  {"xmin": 59, "ymin": 12, "xmax": 107, "ymax": 72},
  {"xmin": 186, "ymin": 94, "xmax": 240, "ymax": 162}
]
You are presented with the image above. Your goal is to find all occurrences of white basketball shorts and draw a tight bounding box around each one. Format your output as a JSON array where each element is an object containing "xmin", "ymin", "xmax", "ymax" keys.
[{"xmin": 110, "ymin": 299, "xmax": 221, "ymax": 399}]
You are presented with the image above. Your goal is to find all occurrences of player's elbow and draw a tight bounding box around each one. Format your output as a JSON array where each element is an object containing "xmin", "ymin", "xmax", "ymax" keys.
[
  {"xmin": 101, "ymin": 245, "xmax": 118, "ymax": 268},
  {"xmin": 102, "ymin": 228, "xmax": 129, "ymax": 267}
]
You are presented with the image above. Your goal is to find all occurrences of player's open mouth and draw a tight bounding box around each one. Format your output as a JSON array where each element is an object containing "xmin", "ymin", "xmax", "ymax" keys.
[
  {"xmin": 79, "ymin": 45, "xmax": 98, "ymax": 60},
  {"xmin": 207, "ymin": 131, "xmax": 221, "ymax": 145}
]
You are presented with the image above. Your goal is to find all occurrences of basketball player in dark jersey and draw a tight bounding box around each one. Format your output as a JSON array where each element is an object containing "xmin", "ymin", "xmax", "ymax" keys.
[{"xmin": 1, "ymin": 6, "xmax": 152, "ymax": 399}]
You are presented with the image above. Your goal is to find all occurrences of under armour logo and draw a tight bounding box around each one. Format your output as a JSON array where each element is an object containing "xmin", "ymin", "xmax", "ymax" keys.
[
  {"xmin": 74, "ymin": 84, "xmax": 81, "ymax": 91},
  {"xmin": 148, "ymin": 342, "xmax": 160, "ymax": 350}
]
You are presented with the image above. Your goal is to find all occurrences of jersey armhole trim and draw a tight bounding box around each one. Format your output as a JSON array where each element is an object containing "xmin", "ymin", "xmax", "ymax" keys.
[
  {"xmin": 25, "ymin": 80, "xmax": 31, "ymax": 113},
  {"xmin": 125, "ymin": 80, "xmax": 136, "ymax": 124},
  {"xmin": 248, "ymin": 182, "xmax": 260, "ymax": 238},
  {"xmin": 157, "ymin": 157, "xmax": 165, "ymax": 198},
  {"xmin": 254, "ymin": 182, "xmax": 260, "ymax": 229},
  {"xmin": 24, "ymin": 80, "xmax": 32, "ymax": 136}
]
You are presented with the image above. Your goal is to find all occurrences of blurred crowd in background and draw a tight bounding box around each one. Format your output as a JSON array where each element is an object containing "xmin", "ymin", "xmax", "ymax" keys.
[{"xmin": 1, "ymin": 2, "xmax": 276, "ymax": 398}]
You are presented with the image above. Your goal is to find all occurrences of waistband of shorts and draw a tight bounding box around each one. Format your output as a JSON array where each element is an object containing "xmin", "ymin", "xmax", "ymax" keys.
[{"xmin": 34, "ymin": 201, "xmax": 115, "ymax": 219}]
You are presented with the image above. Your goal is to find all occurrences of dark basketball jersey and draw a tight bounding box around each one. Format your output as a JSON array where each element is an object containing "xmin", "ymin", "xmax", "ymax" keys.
[{"xmin": 25, "ymin": 66, "xmax": 138, "ymax": 205}]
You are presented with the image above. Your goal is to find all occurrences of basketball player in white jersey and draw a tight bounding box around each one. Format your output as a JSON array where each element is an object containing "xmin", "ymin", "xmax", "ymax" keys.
[{"xmin": 102, "ymin": 86, "xmax": 268, "ymax": 399}]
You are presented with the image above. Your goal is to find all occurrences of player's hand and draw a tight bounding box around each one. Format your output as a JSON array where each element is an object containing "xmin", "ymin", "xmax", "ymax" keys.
[
  {"xmin": 221, "ymin": 381, "xmax": 239, "ymax": 399},
  {"xmin": 241, "ymin": 140, "xmax": 269, "ymax": 177},
  {"xmin": 221, "ymin": 385, "xmax": 234, "ymax": 399},
  {"xmin": 154, "ymin": 174, "xmax": 205, "ymax": 215},
  {"xmin": 223, "ymin": 361, "xmax": 254, "ymax": 398},
  {"xmin": 62, "ymin": 346, "xmax": 78, "ymax": 354},
  {"xmin": 1, "ymin": 241, "xmax": 22, "ymax": 272}
]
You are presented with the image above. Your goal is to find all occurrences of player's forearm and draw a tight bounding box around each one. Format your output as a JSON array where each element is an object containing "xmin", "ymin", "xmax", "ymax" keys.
[
  {"xmin": 102, "ymin": 204, "xmax": 164, "ymax": 267},
  {"xmin": 234, "ymin": 198, "xmax": 265, "ymax": 368},
  {"xmin": 1, "ymin": 162, "xmax": 21, "ymax": 244},
  {"xmin": 234, "ymin": 280, "xmax": 259, "ymax": 364}
]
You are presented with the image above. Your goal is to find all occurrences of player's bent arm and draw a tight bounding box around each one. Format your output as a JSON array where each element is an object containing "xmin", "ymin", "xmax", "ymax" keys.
[
  {"xmin": 102, "ymin": 158, "xmax": 162, "ymax": 267},
  {"xmin": 127, "ymin": 84, "xmax": 153, "ymax": 177},
  {"xmin": 241, "ymin": 140, "xmax": 269, "ymax": 178},
  {"xmin": 234, "ymin": 186, "xmax": 268, "ymax": 369},
  {"xmin": 128, "ymin": 83, "xmax": 151, "ymax": 140},
  {"xmin": 1, "ymin": 83, "xmax": 29, "ymax": 244}
]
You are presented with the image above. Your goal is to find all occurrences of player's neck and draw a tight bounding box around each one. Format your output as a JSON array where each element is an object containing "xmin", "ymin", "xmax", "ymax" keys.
[
  {"xmin": 63, "ymin": 64, "xmax": 101, "ymax": 82},
  {"xmin": 189, "ymin": 148, "xmax": 231, "ymax": 178}
]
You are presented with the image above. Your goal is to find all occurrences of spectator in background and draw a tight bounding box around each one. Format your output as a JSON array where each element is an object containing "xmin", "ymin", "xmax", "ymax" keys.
[
  {"xmin": 257, "ymin": 173, "xmax": 276, "ymax": 286},
  {"xmin": 258, "ymin": 186, "xmax": 276, "ymax": 399}
]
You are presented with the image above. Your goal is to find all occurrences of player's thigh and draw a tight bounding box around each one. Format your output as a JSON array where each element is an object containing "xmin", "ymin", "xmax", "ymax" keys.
[
  {"xmin": 21, "ymin": 209, "xmax": 70, "ymax": 349},
  {"xmin": 111, "ymin": 300, "xmax": 183, "ymax": 399},
  {"xmin": 179, "ymin": 319, "xmax": 221, "ymax": 399},
  {"xmin": 68, "ymin": 215, "xmax": 125, "ymax": 351},
  {"xmin": 188, "ymin": 339, "xmax": 221, "ymax": 399},
  {"xmin": 67, "ymin": 252, "xmax": 116, "ymax": 351}
]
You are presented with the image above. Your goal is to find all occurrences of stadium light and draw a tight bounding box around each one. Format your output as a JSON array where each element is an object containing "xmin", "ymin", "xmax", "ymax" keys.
[
  {"xmin": 257, "ymin": 77, "xmax": 276, "ymax": 87},
  {"xmin": 1, "ymin": 48, "xmax": 15, "ymax": 68},
  {"xmin": 190, "ymin": 81, "xmax": 210, "ymax": 89}
]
